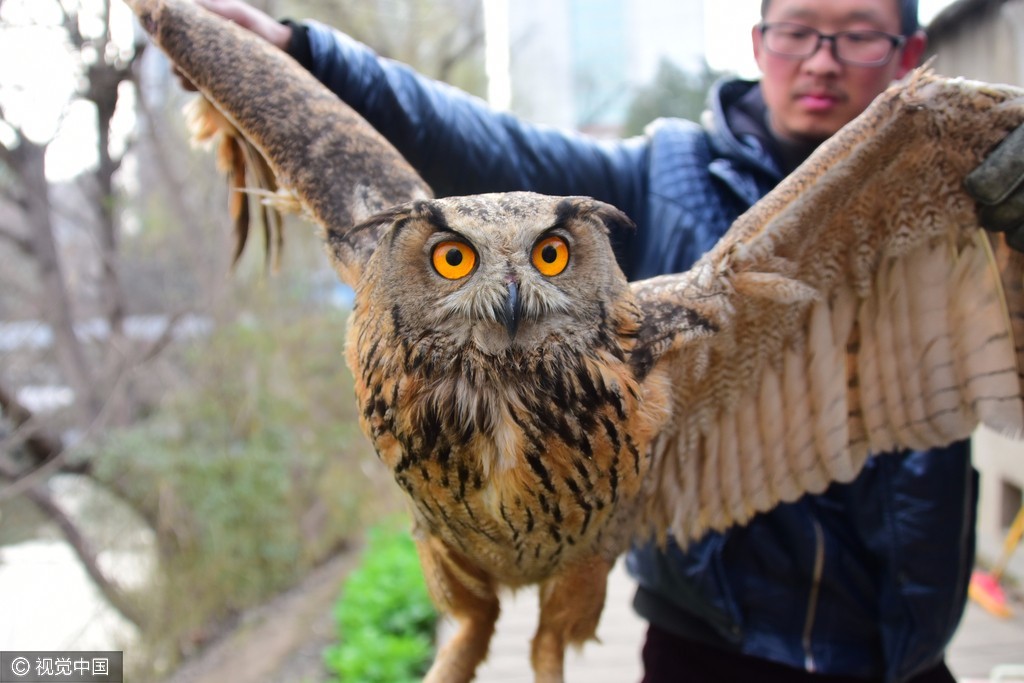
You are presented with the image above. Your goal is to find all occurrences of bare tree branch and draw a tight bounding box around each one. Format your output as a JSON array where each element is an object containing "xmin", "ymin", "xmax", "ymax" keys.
[
  {"xmin": 0, "ymin": 268, "xmax": 31, "ymax": 305},
  {"xmin": 82, "ymin": 7, "xmax": 142, "ymax": 413},
  {"xmin": 130, "ymin": 76, "xmax": 227, "ymax": 297},
  {"xmin": 98, "ymin": 0, "xmax": 111, "ymax": 45},
  {"xmin": 6, "ymin": 129, "xmax": 104, "ymax": 421},
  {"xmin": 0, "ymin": 179, "xmax": 28, "ymax": 210},
  {"xmin": 0, "ymin": 378, "xmax": 65, "ymax": 464},
  {"xmin": 0, "ymin": 366, "xmax": 165, "ymax": 555},
  {"xmin": 0, "ymin": 97, "xmax": 24, "ymax": 173},
  {"xmin": 0, "ymin": 139, "xmax": 16, "ymax": 172},
  {"xmin": 437, "ymin": 23, "xmax": 486, "ymax": 84},
  {"xmin": 0, "ymin": 380, "xmax": 92, "ymax": 503},
  {"xmin": 58, "ymin": 0, "xmax": 83, "ymax": 50},
  {"xmin": 136, "ymin": 311, "xmax": 186, "ymax": 365},
  {"xmin": 0, "ymin": 223, "xmax": 32, "ymax": 255},
  {"xmin": 0, "ymin": 408, "xmax": 50, "ymax": 460},
  {"xmin": 0, "ymin": 456, "xmax": 147, "ymax": 630}
]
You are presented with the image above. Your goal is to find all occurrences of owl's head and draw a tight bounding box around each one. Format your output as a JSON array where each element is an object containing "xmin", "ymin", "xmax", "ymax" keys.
[{"xmin": 352, "ymin": 192, "xmax": 635, "ymax": 354}]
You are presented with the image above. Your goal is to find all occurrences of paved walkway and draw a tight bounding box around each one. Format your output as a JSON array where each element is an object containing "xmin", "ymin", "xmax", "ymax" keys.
[
  {"xmin": 447, "ymin": 559, "xmax": 1024, "ymax": 683},
  {"xmin": 949, "ymin": 585, "xmax": 1024, "ymax": 682},
  {"xmin": 463, "ymin": 560, "xmax": 645, "ymax": 683}
]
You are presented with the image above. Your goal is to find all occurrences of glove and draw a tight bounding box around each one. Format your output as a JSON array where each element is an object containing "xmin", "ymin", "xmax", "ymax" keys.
[{"xmin": 965, "ymin": 123, "xmax": 1024, "ymax": 251}]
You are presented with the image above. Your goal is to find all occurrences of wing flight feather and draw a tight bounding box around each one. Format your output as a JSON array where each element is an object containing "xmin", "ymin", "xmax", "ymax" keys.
[
  {"xmin": 635, "ymin": 71, "xmax": 1024, "ymax": 544},
  {"xmin": 128, "ymin": 0, "xmax": 432, "ymax": 284}
]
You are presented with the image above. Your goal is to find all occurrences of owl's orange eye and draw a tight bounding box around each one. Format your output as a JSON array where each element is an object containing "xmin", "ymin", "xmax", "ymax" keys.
[
  {"xmin": 531, "ymin": 236, "xmax": 570, "ymax": 276},
  {"xmin": 432, "ymin": 241, "xmax": 477, "ymax": 280}
]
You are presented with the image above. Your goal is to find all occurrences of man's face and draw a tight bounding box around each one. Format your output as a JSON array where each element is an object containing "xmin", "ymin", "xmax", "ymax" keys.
[{"xmin": 753, "ymin": 0, "xmax": 926, "ymax": 143}]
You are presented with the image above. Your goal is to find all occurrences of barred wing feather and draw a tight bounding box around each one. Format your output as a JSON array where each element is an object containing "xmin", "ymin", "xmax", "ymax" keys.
[{"xmin": 635, "ymin": 71, "xmax": 1024, "ymax": 544}]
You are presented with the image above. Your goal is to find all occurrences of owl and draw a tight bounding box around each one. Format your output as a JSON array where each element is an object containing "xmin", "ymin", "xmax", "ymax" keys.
[{"xmin": 129, "ymin": 1, "xmax": 1024, "ymax": 682}]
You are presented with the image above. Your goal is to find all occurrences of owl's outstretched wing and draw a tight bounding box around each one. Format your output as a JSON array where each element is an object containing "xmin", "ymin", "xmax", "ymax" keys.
[
  {"xmin": 634, "ymin": 71, "xmax": 1024, "ymax": 545},
  {"xmin": 127, "ymin": 0, "xmax": 432, "ymax": 283}
]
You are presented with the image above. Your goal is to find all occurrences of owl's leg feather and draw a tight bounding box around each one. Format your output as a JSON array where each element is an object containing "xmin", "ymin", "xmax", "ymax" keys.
[
  {"xmin": 417, "ymin": 535, "xmax": 500, "ymax": 683},
  {"xmin": 530, "ymin": 557, "xmax": 613, "ymax": 683}
]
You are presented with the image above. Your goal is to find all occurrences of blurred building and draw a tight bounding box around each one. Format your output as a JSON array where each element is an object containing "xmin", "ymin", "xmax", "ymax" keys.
[
  {"xmin": 926, "ymin": 0, "xmax": 1024, "ymax": 84},
  {"xmin": 926, "ymin": 0, "xmax": 1024, "ymax": 573},
  {"xmin": 491, "ymin": 0, "xmax": 705, "ymax": 136}
]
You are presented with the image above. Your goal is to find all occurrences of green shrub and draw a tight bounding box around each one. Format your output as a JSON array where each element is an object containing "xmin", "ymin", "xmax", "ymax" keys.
[
  {"xmin": 87, "ymin": 304, "xmax": 382, "ymax": 670},
  {"xmin": 324, "ymin": 524, "xmax": 437, "ymax": 682}
]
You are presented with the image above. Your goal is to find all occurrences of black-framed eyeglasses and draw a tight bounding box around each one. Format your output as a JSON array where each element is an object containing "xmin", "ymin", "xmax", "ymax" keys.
[{"xmin": 759, "ymin": 22, "xmax": 906, "ymax": 67}]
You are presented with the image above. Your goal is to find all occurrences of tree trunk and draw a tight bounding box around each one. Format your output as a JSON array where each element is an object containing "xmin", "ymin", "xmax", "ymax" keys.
[
  {"xmin": 89, "ymin": 56, "xmax": 137, "ymax": 426},
  {"xmin": 14, "ymin": 140, "xmax": 103, "ymax": 422}
]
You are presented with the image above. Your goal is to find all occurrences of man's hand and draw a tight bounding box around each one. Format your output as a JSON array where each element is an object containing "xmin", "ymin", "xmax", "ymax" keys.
[
  {"xmin": 965, "ymin": 124, "xmax": 1024, "ymax": 251},
  {"xmin": 195, "ymin": 0, "xmax": 292, "ymax": 50}
]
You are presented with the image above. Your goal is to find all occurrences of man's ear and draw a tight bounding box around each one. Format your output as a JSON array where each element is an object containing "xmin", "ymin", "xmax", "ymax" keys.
[
  {"xmin": 895, "ymin": 29, "xmax": 928, "ymax": 79},
  {"xmin": 752, "ymin": 23, "xmax": 766, "ymax": 69}
]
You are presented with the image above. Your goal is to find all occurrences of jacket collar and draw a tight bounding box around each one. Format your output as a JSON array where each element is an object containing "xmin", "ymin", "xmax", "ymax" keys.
[{"xmin": 705, "ymin": 79, "xmax": 780, "ymax": 179}]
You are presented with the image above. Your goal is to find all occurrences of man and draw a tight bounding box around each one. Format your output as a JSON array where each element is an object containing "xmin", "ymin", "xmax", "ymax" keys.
[
  {"xmin": 185, "ymin": 1, "xmax": 1024, "ymax": 681},
  {"xmin": 625, "ymin": 4, "xmax": 968, "ymax": 683}
]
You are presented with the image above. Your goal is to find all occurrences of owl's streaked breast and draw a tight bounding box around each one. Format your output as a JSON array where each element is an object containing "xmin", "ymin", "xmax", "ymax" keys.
[{"xmin": 346, "ymin": 296, "xmax": 670, "ymax": 583}]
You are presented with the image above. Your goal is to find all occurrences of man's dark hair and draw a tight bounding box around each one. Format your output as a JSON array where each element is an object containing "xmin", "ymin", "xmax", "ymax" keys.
[{"xmin": 759, "ymin": 0, "xmax": 920, "ymax": 36}]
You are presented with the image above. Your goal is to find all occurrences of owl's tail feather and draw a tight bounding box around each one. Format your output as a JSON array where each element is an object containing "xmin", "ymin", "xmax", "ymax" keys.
[{"xmin": 127, "ymin": 0, "xmax": 433, "ymax": 284}]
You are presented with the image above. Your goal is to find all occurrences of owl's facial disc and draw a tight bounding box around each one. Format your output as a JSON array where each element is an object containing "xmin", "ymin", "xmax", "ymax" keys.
[{"xmin": 425, "ymin": 227, "xmax": 572, "ymax": 344}]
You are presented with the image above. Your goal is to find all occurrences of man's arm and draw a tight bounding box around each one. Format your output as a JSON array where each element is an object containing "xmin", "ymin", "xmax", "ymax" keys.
[
  {"xmin": 196, "ymin": 0, "xmax": 292, "ymax": 49},
  {"xmin": 193, "ymin": 0, "xmax": 649, "ymax": 216},
  {"xmin": 298, "ymin": 22, "xmax": 648, "ymax": 203}
]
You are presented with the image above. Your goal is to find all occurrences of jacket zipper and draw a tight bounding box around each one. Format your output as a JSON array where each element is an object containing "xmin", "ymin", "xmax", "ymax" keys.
[
  {"xmin": 948, "ymin": 452, "xmax": 976, "ymax": 629},
  {"xmin": 802, "ymin": 518, "xmax": 826, "ymax": 672}
]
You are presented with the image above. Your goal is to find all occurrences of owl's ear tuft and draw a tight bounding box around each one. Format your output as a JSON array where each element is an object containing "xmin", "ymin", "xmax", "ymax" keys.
[
  {"xmin": 326, "ymin": 206, "xmax": 406, "ymax": 251},
  {"xmin": 555, "ymin": 197, "xmax": 635, "ymax": 236},
  {"xmin": 324, "ymin": 205, "xmax": 414, "ymax": 284},
  {"xmin": 555, "ymin": 197, "xmax": 635, "ymax": 269}
]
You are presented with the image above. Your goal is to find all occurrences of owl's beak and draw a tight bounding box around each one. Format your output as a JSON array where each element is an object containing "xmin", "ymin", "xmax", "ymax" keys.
[{"xmin": 499, "ymin": 280, "xmax": 522, "ymax": 338}]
